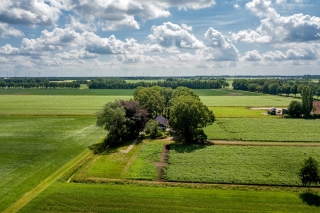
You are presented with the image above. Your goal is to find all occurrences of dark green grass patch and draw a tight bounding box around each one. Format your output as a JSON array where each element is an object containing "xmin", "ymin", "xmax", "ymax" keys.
[
  {"xmin": 165, "ymin": 145, "xmax": 320, "ymax": 186},
  {"xmin": 204, "ymin": 118, "xmax": 320, "ymax": 142},
  {"xmin": 0, "ymin": 89, "xmax": 134, "ymax": 96},
  {"xmin": 0, "ymin": 116, "xmax": 106, "ymax": 212},
  {"xmin": 194, "ymin": 89, "xmax": 263, "ymax": 96},
  {"xmin": 19, "ymin": 182, "xmax": 319, "ymax": 213}
]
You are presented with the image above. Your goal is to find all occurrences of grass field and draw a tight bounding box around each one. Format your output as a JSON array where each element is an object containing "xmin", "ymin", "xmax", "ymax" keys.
[
  {"xmin": 204, "ymin": 118, "xmax": 320, "ymax": 142},
  {"xmin": 0, "ymin": 89, "xmax": 134, "ymax": 96},
  {"xmin": 19, "ymin": 182, "xmax": 319, "ymax": 213},
  {"xmin": 72, "ymin": 140, "xmax": 142, "ymax": 181},
  {"xmin": 210, "ymin": 107, "xmax": 275, "ymax": 118},
  {"xmin": 194, "ymin": 89, "xmax": 262, "ymax": 96},
  {"xmin": 0, "ymin": 116, "xmax": 106, "ymax": 212},
  {"xmin": 164, "ymin": 145, "xmax": 320, "ymax": 185},
  {"xmin": 201, "ymin": 95, "xmax": 297, "ymax": 106},
  {"xmin": 125, "ymin": 141, "xmax": 164, "ymax": 180}
]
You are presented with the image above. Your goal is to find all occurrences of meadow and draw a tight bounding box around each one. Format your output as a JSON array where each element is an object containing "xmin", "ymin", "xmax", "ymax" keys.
[
  {"xmin": 204, "ymin": 118, "xmax": 320, "ymax": 142},
  {"xmin": 164, "ymin": 145, "xmax": 320, "ymax": 185},
  {"xmin": 19, "ymin": 182, "xmax": 319, "ymax": 213},
  {"xmin": 210, "ymin": 107, "xmax": 272, "ymax": 118},
  {"xmin": 0, "ymin": 116, "xmax": 106, "ymax": 212}
]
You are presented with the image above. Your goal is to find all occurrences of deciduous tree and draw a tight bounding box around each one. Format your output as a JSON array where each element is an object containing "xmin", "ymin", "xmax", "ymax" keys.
[{"xmin": 298, "ymin": 157, "xmax": 320, "ymax": 188}]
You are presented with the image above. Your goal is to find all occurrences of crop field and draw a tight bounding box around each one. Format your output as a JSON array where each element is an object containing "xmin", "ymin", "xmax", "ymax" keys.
[
  {"xmin": 0, "ymin": 95, "xmax": 131, "ymax": 115},
  {"xmin": 204, "ymin": 118, "xmax": 320, "ymax": 142},
  {"xmin": 19, "ymin": 182, "xmax": 319, "ymax": 213},
  {"xmin": 0, "ymin": 116, "xmax": 106, "ymax": 212},
  {"xmin": 210, "ymin": 107, "xmax": 275, "ymax": 118},
  {"xmin": 201, "ymin": 95, "xmax": 297, "ymax": 106},
  {"xmin": 164, "ymin": 145, "xmax": 320, "ymax": 185},
  {"xmin": 125, "ymin": 141, "xmax": 164, "ymax": 180}
]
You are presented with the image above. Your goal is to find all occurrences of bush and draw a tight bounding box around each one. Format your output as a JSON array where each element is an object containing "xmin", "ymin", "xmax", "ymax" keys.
[{"xmin": 194, "ymin": 128, "xmax": 207, "ymax": 144}]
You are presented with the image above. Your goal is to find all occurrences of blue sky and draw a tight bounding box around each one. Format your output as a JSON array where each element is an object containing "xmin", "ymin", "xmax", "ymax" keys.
[{"xmin": 0, "ymin": 0, "xmax": 319, "ymax": 77}]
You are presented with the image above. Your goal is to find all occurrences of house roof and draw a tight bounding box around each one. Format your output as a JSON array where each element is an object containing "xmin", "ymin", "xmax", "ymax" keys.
[
  {"xmin": 313, "ymin": 101, "xmax": 320, "ymax": 114},
  {"xmin": 155, "ymin": 116, "xmax": 169, "ymax": 126}
]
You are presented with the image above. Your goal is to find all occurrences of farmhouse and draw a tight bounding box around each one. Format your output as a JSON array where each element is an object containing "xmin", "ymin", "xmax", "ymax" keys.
[
  {"xmin": 313, "ymin": 101, "xmax": 320, "ymax": 114},
  {"xmin": 155, "ymin": 116, "xmax": 169, "ymax": 129}
]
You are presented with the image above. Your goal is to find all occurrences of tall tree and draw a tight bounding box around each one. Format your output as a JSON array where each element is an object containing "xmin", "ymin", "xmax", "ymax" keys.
[
  {"xmin": 134, "ymin": 86, "xmax": 165, "ymax": 117},
  {"xmin": 298, "ymin": 156, "xmax": 320, "ymax": 188},
  {"xmin": 301, "ymin": 86, "xmax": 314, "ymax": 117},
  {"xmin": 170, "ymin": 95, "xmax": 215, "ymax": 143}
]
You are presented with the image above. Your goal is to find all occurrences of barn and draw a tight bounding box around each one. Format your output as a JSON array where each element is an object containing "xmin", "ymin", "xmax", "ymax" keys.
[{"xmin": 313, "ymin": 101, "xmax": 320, "ymax": 114}]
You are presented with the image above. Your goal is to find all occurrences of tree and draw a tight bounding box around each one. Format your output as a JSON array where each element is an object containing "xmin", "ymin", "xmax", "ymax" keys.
[
  {"xmin": 288, "ymin": 101, "xmax": 302, "ymax": 117},
  {"xmin": 291, "ymin": 84, "xmax": 298, "ymax": 97},
  {"xmin": 170, "ymin": 95, "xmax": 215, "ymax": 143},
  {"xmin": 173, "ymin": 86, "xmax": 200, "ymax": 100},
  {"xmin": 96, "ymin": 100, "xmax": 127, "ymax": 146},
  {"xmin": 96, "ymin": 100, "xmax": 149, "ymax": 146},
  {"xmin": 301, "ymin": 86, "xmax": 314, "ymax": 117},
  {"xmin": 268, "ymin": 83, "xmax": 279, "ymax": 95},
  {"xmin": 298, "ymin": 157, "xmax": 320, "ymax": 188},
  {"xmin": 134, "ymin": 86, "xmax": 165, "ymax": 117}
]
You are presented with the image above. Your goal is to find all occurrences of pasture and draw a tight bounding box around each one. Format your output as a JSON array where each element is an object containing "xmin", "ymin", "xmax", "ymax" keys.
[
  {"xmin": 19, "ymin": 182, "xmax": 319, "ymax": 213},
  {"xmin": 164, "ymin": 145, "xmax": 320, "ymax": 185},
  {"xmin": 0, "ymin": 116, "xmax": 106, "ymax": 212},
  {"xmin": 204, "ymin": 118, "xmax": 320, "ymax": 142},
  {"xmin": 210, "ymin": 107, "xmax": 273, "ymax": 118}
]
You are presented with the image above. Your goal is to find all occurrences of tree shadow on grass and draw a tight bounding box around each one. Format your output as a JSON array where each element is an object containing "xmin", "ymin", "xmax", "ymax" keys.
[
  {"xmin": 169, "ymin": 144, "xmax": 207, "ymax": 153},
  {"xmin": 299, "ymin": 191, "xmax": 320, "ymax": 207}
]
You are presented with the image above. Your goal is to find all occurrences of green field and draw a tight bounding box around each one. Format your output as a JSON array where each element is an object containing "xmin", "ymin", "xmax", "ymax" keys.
[
  {"xmin": 194, "ymin": 89, "xmax": 262, "ymax": 96},
  {"xmin": 72, "ymin": 140, "xmax": 142, "ymax": 181},
  {"xmin": 164, "ymin": 145, "xmax": 320, "ymax": 185},
  {"xmin": 125, "ymin": 141, "xmax": 164, "ymax": 180},
  {"xmin": 204, "ymin": 118, "xmax": 320, "ymax": 142},
  {"xmin": 0, "ymin": 116, "xmax": 106, "ymax": 212},
  {"xmin": 210, "ymin": 107, "xmax": 274, "ymax": 118},
  {"xmin": 201, "ymin": 95, "xmax": 297, "ymax": 106},
  {"xmin": 0, "ymin": 89, "xmax": 134, "ymax": 96},
  {"xmin": 19, "ymin": 182, "xmax": 319, "ymax": 213}
]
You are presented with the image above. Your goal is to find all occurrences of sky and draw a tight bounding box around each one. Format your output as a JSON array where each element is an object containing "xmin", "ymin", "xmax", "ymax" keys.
[{"xmin": 0, "ymin": 0, "xmax": 320, "ymax": 77}]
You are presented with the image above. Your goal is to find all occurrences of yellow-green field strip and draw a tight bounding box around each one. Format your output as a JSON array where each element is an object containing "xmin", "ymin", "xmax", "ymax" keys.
[{"xmin": 3, "ymin": 148, "xmax": 93, "ymax": 213}]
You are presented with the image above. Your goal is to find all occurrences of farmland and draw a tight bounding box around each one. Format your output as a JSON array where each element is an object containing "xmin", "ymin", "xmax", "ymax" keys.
[
  {"xmin": 1, "ymin": 84, "xmax": 319, "ymax": 213},
  {"xmin": 204, "ymin": 118, "xmax": 320, "ymax": 142},
  {"xmin": 164, "ymin": 145, "xmax": 320, "ymax": 185},
  {"xmin": 0, "ymin": 116, "xmax": 106, "ymax": 212},
  {"xmin": 19, "ymin": 182, "xmax": 319, "ymax": 213}
]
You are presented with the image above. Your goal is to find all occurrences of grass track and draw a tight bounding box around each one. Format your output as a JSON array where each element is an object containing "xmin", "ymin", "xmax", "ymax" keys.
[{"xmin": 19, "ymin": 182, "xmax": 319, "ymax": 213}]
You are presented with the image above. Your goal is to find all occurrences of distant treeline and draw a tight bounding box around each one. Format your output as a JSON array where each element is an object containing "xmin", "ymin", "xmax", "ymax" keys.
[
  {"xmin": 232, "ymin": 79, "xmax": 320, "ymax": 97},
  {"xmin": 0, "ymin": 78, "xmax": 80, "ymax": 89},
  {"xmin": 87, "ymin": 78, "xmax": 229, "ymax": 89}
]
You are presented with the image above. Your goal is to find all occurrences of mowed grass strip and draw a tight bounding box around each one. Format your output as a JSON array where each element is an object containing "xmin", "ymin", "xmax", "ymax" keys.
[
  {"xmin": 125, "ymin": 141, "xmax": 164, "ymax": 180},
  {"xmin": 210, "ymin": 106, "xmax": 275, "ymax": 118},
  {"xmin": 19, "ymin": 182, "xmax": 319, "ymax": 213},
  {"xmin": 201, "ymin": 95, "xmax": 297, "ymax": 106},
  {"xmin": 204, "ymin": 118, "xmax": 320, "ymax": 142},
  {"xmin": 0, "ymin": 116, "xmax": 106, "ymax": 212},
  {"xmin": 0, "ymin": 95, "xmax": 131, "ymax": 115},
  {"xmin": 164, "ymin": 145, "xmax": 320, "ymax": 186}
]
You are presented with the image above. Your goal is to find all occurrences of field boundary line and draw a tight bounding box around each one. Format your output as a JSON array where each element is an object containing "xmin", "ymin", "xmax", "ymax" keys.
[
  {"xmin": 208, "ymin": 140, "xmax": 320, "ymax": 146},
  {"xmin": 2, "ymin": 148, "xmax": 92, "ymax": 213}
]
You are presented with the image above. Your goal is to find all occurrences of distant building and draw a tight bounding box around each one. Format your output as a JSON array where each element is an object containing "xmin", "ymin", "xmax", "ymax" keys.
[
  {"xmin": 313, "ymin": 101, "xmax": 320, "ymax": 114},
  {"xmin": 155, "ymin": 116, "xmax": 169, "ymax": 128}
]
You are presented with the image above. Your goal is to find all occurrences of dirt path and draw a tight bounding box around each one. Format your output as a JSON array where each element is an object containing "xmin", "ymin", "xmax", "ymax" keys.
[
  {"xmin": 208, "ymin": 140, "xmax": 320, "ymax": 147},
  {"xmin": 155, "ymin": 145, "xmax": 169, "ymax": 181},
  {"xmin": 2, "ymin": 149, "xmax": 92, "ymax": 213}
]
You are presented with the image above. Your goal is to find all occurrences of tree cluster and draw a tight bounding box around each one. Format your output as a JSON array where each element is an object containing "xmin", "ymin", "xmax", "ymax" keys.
[
  {"xmin": 232, "ymin": 79, "xmax": 320, "ymax": 98},
  {"xmin": 97, "ymin": 86, "xmax": 215, "ymax": 146},
  {"xmin": 0, "ymin": 78, "xmax": 80, "ymax": 89},
  {"xmin": 88, "ymin": 78, "xmax": 228, "ymax": 89},
  {"xmin": 287, "ymin": 86, "xmax": 315, "ymax": 118}
]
